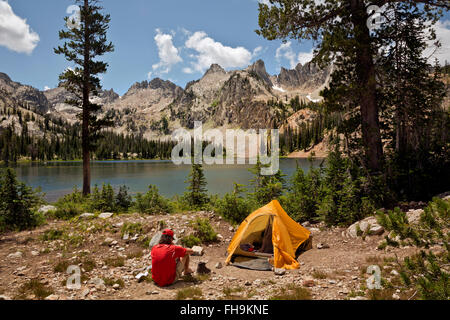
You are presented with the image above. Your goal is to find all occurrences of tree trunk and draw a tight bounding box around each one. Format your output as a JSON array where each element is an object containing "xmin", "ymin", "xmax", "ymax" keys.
[
  {"xmin": 350, "ymin": 0, "xmax": 384, "ymax": 173},
  {"xmin": 82, "ymin": 0, "xmax": 91, "ymax": 196}
]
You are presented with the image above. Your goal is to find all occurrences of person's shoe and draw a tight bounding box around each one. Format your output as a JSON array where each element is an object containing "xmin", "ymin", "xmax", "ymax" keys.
[{"xmin": 184, "ymin": 268, "xmax": 194, "ymax": 275}]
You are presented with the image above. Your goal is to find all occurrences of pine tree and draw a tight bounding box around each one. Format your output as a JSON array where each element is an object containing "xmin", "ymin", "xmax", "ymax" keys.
[
  {"xmin": 0, "ymin": 168, "xmax": 42, "ymax": 231},
  {"xmin": 257, "ymin": 0, "xmax": 449, "ymax": 174},
  {"xmin": 184, "ymin": 163, "xmax": 209, "ymax": 209},
  {"xmin": 54, "ymin": 0, "xmax": 114, "ymax": 195}
]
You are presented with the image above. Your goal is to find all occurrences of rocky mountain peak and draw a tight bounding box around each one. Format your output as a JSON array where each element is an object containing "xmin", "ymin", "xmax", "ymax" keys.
[
  {"xmin": 0, "ymin": 72, "xmax": 12, "ymax": 82},
  {"xmin": 246, "ymin": 59, "xmax": 273, "ymax": 87},
  {"xmin": 277, "ymin": 62, "xmax": 331, "ymax": 90},
  {"xmin": 203, "ymin": 64, "xmax": 226, "ymax": 77}
]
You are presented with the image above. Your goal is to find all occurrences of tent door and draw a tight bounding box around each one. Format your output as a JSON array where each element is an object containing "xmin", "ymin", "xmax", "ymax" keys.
[{"xmin": 260, "ymin": 215, "xmax": 274, "ymax": 254}]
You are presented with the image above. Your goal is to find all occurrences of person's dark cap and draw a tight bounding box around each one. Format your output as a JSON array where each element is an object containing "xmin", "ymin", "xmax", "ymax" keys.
[{"xmin": 162, "ymin": 229, "xmax": 174, "ymax": 238}]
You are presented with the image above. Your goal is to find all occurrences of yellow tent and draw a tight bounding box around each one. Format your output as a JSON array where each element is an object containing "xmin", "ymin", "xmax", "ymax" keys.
[{"xmin": 225, "ymin": 200, "xmax": 311, "ymax": 270}]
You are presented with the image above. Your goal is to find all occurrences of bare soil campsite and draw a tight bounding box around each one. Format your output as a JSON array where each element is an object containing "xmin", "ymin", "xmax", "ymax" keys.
[{"xmin": 2, "ymin": 202, "xmax": 444, "ymax": 301}]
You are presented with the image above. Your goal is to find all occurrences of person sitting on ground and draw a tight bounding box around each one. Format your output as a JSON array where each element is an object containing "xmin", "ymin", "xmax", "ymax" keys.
[{"xmin": 151, "ymin": 229, "xmax": 194, "ymax": 287}]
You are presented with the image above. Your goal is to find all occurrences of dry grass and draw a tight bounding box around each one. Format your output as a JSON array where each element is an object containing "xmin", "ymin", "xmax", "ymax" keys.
[
  {"xmin": 14, "ymin": 279, "xmax": 54, "ymax": 300},
  {"xmin": 270, "ymin": 284, "xmax": 312, "ymax": 300},
  {"xmin": 312, "ymin": 270, "xmax": 328, "ymax": 279},
  {"xmin": 176, "ymin": 287, "xmax": 203, "ymax": 300},
  {"xmin": 104, "ymin": 256, "xmax": 125, "ymax": 267}
]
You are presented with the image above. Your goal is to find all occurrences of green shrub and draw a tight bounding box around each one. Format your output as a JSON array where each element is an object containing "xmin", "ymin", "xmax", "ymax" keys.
[
  {"xmin": 90, "ymin": 183, "xmax": 115, "ymax": 212},
  {"xmin": 215, "ymin": 184, "xmax": 253, "ymax": 224},
  {"xmin": 134, "ymin": 185, "xmax": 171, "ymax": 214},
  {"xmin": 0, "ymin": 168, "xmax": 43, "ymax": 231},
  {"xmin": 41, "ymin": 229, "xmax": 65, "ymax": 241},
  {"xmin": 181, "ymin": 234, "xmax": 201, "ymax": 248},
  {"xmin": 52, "ymin": 187, "xmax": 88, "ymax": 220},
  {"xmin": 376, "ymin": 197, "xmax": 449, "ymax": 300},
  {"xmin": 191, "ymin": 218, "xmax": 217, "ymax": 243}
]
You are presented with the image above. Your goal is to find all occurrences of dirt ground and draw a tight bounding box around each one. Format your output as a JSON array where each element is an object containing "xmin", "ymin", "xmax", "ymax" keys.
[{"xmin": 0, "ymin": 211, "xmax": 423, "ymax": 300}]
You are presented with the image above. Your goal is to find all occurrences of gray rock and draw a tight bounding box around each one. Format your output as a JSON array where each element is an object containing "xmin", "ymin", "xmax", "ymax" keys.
[
  {"xmin": 45, "ymin": 294, "xmax": 59, "ymax": 301},
  {"xmin": 0, "ymin": 295, "xmax": 11, "ymax": 300},
  {"xmin": 317, "ymin": 243, "xmax": 330, "ymax": 249},
  {"xmin": 346, "ymin": 216, "xmax": 384, "ymax": 238},
  {"xmin": 99, "ymin": 212, "xmax": 114, "ymax": 219},
  {"xmin": 392, "ymin": 293, "xmax": 400, "ymax": 300},
  {"xmin": 113, "ymin": 284, "xmax": 121, "ymax": 290},
  {"xmin": 192, "ymin": 246, "xmax": 204, "ymax": 256},
  {"xmin": 89, "ymin": 277, "xmax": 106, "ymax": 290},
  {"xmin": 350, "ymin": 296, "xmax": 367, "ymax": 300},
  {"xmin": 122, "ymin": 233, "xmax": 129, "ymax": 241},
  {"xmin": 149, "ymin": 231, "xmax": 163, "ymax": 250},
  {"xmin": 215, "ymin": 262, "xmax": 223, "ymax": 269},
  {"xmin": 31, "ymin": 250, "xmax": 40, "ymax": 256},
  {"xmin": 406, "ymin": 209, "xmax": 423, "ymax": 224},
  {"xmin": 8, "ymin": 251, "xmax": 23, "ymax": 259},
  {"xmin": 81, "ymin": 289, "xmax": 90, "ymax": 297},
  {"xmin": 80, "ymin": 213, "xmax": 95, "ymax": 219},
  {"xmin": 104, "ymin": 237, "xmax": 115, "ymax": 246},
  {"xmin": 369, "ymin": 225, "xmax": 384, "ymax": 235},
  {"xmin": 38, "ymin": 205, "xmax": 57, "ymax": 214},
  {"xmin": 274, "ymin": 268, "xmax": 286, "ymax": 276},
  {"xmin": 135, "ymin": 271, "xmax": 149, "ymax": 283}
]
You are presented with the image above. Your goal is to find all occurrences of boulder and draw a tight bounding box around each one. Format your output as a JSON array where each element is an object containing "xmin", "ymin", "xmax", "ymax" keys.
[
  {"xmin": 38, "ymin": 205, "xmax": 57, "ymax": 214},
  {"xmin": 215, "ymin": 262, "xmax": 223, "ymax": 269},
  {"xmin": 345, "ymin": 216, "xmax": 384, "ymax": 238},
  {"xmin": 406, "ymin": 209, "xmax": 423, "ymax": 225},
  {"xmin": 149, "ymin": 232, "xmax": 163, "ymax": 250},
  {"xmin": 369, "ymin": 225, "xmax": 384, "ymax": 236},
  {"xmin": 98, "ymin": 212, "xmax": 114, "ymax": 219}
]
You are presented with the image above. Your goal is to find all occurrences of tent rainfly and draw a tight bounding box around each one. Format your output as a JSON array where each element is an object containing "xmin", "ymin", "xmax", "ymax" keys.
[{"xmin": 225, "ymin": 200, "xmax": 311, "ymax": 270}]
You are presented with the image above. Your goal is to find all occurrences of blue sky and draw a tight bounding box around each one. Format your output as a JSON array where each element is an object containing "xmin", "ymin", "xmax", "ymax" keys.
[{"xmin": 0, "ymin": 0, "xmax": 449, "ymax": 95}]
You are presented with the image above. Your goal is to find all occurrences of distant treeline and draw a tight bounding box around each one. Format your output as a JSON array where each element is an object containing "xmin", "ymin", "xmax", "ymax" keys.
[{"xmin": 0, "ymin": 122, "xmax": 176, "ymax": 163}]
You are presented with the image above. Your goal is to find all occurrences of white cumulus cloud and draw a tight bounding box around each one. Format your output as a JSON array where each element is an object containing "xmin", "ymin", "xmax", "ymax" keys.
[
  {"xmin": 428, "ymin": 20, "xmax": 450, "ymax": 65},
  {"xmin": 152, "ymin": 29, "xmax": 182, "ymax": 75},
  {"xmin": 185, "ymin": 31, "xmax": 253, "ymax": 73},
  {"xmin": 276, "ymin": 41, "xmax": 314, "ymax": 69},
  {"xmin": 0, "ymin": 0, "xmax": 39, "ymax": 54}
]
